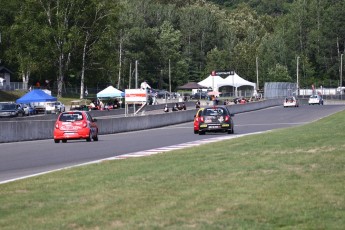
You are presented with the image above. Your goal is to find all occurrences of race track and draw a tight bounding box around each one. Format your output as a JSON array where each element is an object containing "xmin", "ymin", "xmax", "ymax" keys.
[{"xmin": 1, "ymin": 104, "xmax": 344, "ymax": 183}]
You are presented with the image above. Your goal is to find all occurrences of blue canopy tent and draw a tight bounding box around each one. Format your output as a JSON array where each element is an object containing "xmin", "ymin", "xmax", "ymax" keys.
[{"xmin": 16, "ymin": 89, "xmax": 57, "ymax": 103}]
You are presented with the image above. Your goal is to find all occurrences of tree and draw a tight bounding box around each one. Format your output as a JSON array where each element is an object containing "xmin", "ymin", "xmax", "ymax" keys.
[
  {"xmin": 156, "ymin": 21, "xmax": 185, "ymax": 89},
  {"xmin": 2, "ymin": 0, "xmax": 345, "ymax": 93},
  {"xmin": 178, "ymin": 2, "xmax": 221, "ymax": 81},
  {"xmin": 205, "ymin": 47, "xmax": 229, "ymax": 73},
  {"xmin": 74, "ymin": 0, "xmax": 119, "ymax": 98},
  {"xmin": 267, "ymin": 63, "xmax": 292, "ymax": 82},
  {"xmin": 2, "ymin": 0, "xmax": 42, "ymax": 85},
  {"xmin": 36, "ymin": 0, "xmax": 89, "ymax": 97},
  {"xmin": 257, "ymin": 32, "xmax": 289, "ymax": 84},
  {"xmin": 226, "ymin": 4, "xmax": 269, "ymax": 81}
]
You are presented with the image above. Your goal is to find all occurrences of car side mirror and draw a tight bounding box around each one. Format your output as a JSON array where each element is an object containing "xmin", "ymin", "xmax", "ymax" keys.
[
  {"xmin": 230, "ymin": 114, "xmax": 234, "ymax": 117},
  {"xmin": 93, "ymin": 118, "xmax": 97, "ymax": 122}
]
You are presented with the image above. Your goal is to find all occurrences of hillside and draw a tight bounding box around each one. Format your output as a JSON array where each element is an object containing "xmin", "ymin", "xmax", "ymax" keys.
[{"xmin": 0, "ymin": 90, "xmax": 26, "ymax": 102}]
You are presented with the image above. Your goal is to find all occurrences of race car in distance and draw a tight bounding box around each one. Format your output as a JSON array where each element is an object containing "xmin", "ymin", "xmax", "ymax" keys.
[
  {"xmin": 308, "ymin": 95, "xmax": 324, "ymax": 105},
  {"xmin": 53, "ymin": 111, "xmax": 98, "ymax": 143},
  {"xmin": 197, "ymin": 106, "xmax": 234, "ymax": 135},
  {"xmin": 193, "ymin": 108, "xmax": 204, "ymax": 134},
  {"xmin": 283, "ymin": 96, "xmax": 299, "ymax": 107}
]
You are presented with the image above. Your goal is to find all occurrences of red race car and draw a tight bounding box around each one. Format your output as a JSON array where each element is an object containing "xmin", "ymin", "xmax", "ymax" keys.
[
  {"xmin": 193, "ymin": 108, "xmax": 204, "ymax": 134},
  {"xmin": 53, "ymin": 111, "xmax": 99, "ymax": 143}
]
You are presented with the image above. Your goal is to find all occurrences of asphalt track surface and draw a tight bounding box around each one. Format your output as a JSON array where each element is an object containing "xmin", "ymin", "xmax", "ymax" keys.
[{"xmin": 1, "ymin": 104, "xmax": 344, "ymax": 184}]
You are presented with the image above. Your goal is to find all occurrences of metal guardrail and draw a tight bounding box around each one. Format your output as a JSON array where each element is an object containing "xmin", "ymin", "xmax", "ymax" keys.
[{"xmin": 0, "ymin": 82, "xmax": 28, "ymax": 91}]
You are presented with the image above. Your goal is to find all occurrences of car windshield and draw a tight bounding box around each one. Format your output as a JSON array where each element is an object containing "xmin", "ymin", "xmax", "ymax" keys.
[
  {"xmin": 59, "ymin": 112, "xmax": 83, "ymax": 122},
  {"xmin": 0, "ymin": 104, "xmax": 15, "ymax": 110},
  {"xmin": 204, "ymin": 108, "xmax": 226, "ymax": 116}
]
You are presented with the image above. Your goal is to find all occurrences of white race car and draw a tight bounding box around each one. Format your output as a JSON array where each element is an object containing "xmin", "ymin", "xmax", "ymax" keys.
[
  {"xmin": 308, "ymin": 95, "xmax": 323, "ymax": 105},
  {"xmin": 283, "ymin": 97, "xmax": 299, "ymax": 107}
]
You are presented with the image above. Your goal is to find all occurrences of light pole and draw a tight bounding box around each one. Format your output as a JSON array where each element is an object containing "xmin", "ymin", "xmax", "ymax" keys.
[
  {"xmin": 135, "ymin": 60, "xmax": 138, "ymax": 89},
  {"xmin": 169, "ymin": 59, "xmax": 171, "ymax": 94},
  {"xmin": 256, "ymin": 56, "xmax": 259, "ymax": 91},
  {"xmin": 296, "ymin": 56, "xmax": 300, "ymax": 95},
  {"xmin": 341, "ymin": 53, "xmax": 343, "ymax": 87}
]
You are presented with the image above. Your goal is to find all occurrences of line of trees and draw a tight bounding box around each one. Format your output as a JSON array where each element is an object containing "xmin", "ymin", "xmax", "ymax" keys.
[{"xmin": 0, "ymin": 0, "xmax": 344, "ymax": 98}]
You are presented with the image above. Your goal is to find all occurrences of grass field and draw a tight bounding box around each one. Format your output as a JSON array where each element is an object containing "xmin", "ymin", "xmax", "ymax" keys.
[
  {"xmin": 1, "ymin": 110, "xmax": 345, "ymax": 229},
  {"xmin": 0, "ymin": 90, "xmax": 86, "ymax": 106},
  {"xmin": 0, "ymin": 90, "xmax": 26, "ymax": 102}
]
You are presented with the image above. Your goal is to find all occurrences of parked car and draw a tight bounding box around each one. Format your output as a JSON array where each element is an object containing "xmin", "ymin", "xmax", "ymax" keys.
[
  {"xmin": 197, "ymin": 106, "xmax": 234, "ymax": 135},
  {"xmin": 156, "ymin": 90, "xmax": 170, "ymax": 99},
  {"xmin": 0, "ymin": 102, "xmax": 25, "ymax": 118},
  {"xmin": 45, "ymin": 101, "xmax": 58, "ymax": 114},
  {"xmin": 70, "ymin": 100, "xmax": 89, "ymax": 111},
  {"xmin": 31, "ymin": 102, "xmax": 46, "ymax": 114},
  {"xmin": 308, "ymin": 95, "xmax": 323, "ymax": 105},
  {"xmin": 53, "ymin": 111, "xmax": 98, "ymax": 143},
  {"xmin": 193, "ymin": 108, "xmax": 205, "ymax": 134},
  {"xmin": 20, "ymin": 103, "xmax": 36, "ymax": 115},
  {"xmin": 283, "ymin": 96, "xmax": 299, "ymax": 107},
  {"xmin": 192, "ymin": 92, "xmax": 208, "ymax": 99},
  {"xmin": 55, "ymin": 101, "xmax": 65, "ymax": 112}
]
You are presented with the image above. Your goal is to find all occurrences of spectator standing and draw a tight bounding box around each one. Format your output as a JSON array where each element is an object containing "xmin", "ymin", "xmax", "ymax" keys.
[{"xmin": 195, "ymin": 100, "xmax": 200, "ymax": 108}]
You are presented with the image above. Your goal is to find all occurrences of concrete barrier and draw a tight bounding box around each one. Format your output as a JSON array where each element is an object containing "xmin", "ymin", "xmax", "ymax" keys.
[{"xmin": 0, "ymin": 99, "xmax": 282, "ymax": 143}]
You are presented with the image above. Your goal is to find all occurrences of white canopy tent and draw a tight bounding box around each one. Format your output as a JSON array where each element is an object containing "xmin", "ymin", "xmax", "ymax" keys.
[
  {"xmin": 224, "ymin": 73, "xmax": 256, "ymax": 97},
  {"xmin": 224, "ymin": 72, "xmax": 256, "ymax": 89},
  {"xmin": 198, "ymin": 75, "xmax": 228, "ymax": 91},
  {"xmin": 198, "ymin": 72, "xmax": 256, "ymax": 97},
  {"xmin": 97, "ymin": 86, "xmax": 124, "ymax": 98}
]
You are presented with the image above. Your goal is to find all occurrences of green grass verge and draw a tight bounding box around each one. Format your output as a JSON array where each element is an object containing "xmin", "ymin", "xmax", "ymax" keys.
[
  {"xmin": 1, "ymin": 111, "xmax": 345, "ymax": 229},
  {"xmin": 0, "ymin": 90, "xmax": 25, "ymax": 102},
  {"xmin": 0, "ymin": 90, "xmax": 87, "ymax": 105}
]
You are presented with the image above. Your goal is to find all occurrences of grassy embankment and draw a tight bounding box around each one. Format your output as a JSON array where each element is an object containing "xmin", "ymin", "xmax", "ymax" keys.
[
  {"xmin": 0, "ymin": 90, "xmax": 25, "ymax": 102},
  {"xmin": 0, "ymin": 90, "xmax": 88, "ymax": 106},
  {"xmin": 0, "ymin": 109, "xmax": 345, "ymax": 229}
]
